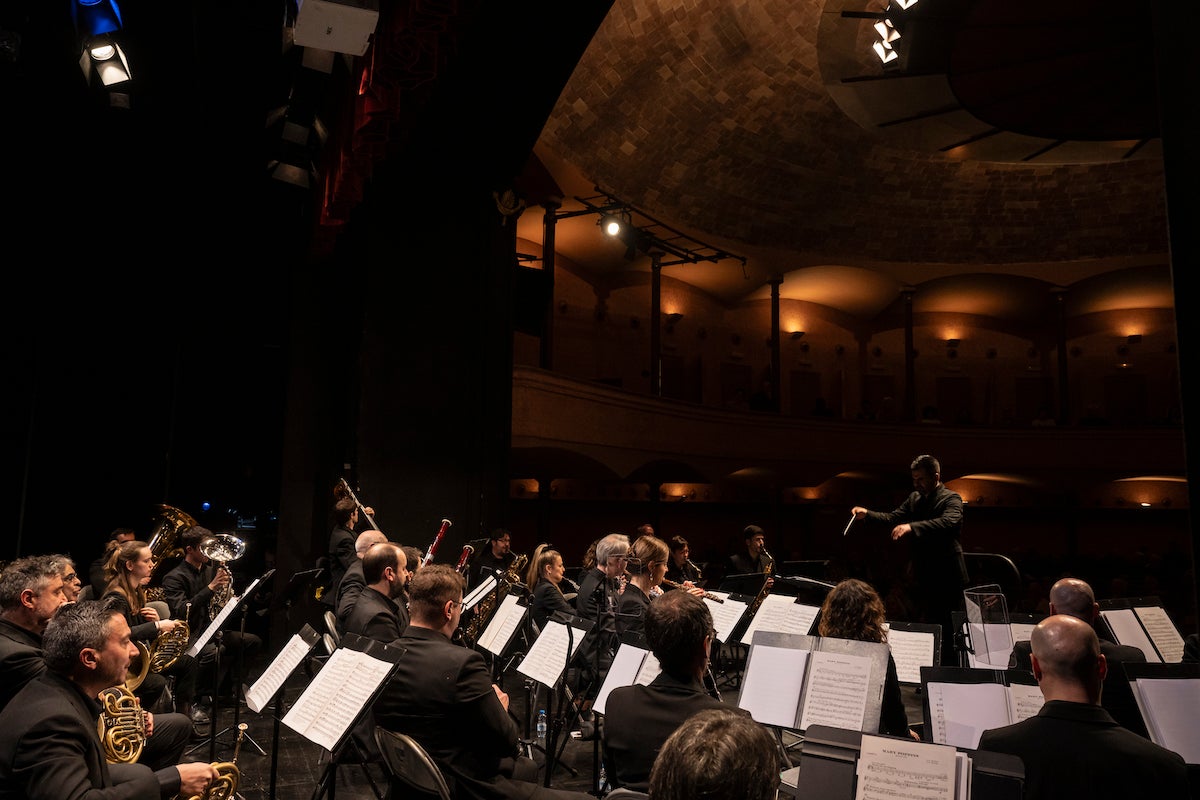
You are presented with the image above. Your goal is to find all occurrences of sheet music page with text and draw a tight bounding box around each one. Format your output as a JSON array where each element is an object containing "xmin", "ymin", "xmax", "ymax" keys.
[
  {"xmin": 738, "ymin": 594, "xmax": 818, "ymax": 645},
  {"xmin": 246, "ymin": 633, "xmax": 313, "ymax": 713},
  {"xmin": 463, "ymin": 576, "xmax": 498, "ymax": 612},
  {"xmin": 886, "ymin": 628, "xmax": 936, "ymax": 684},
  {"xmin": 708, "ymin": 595, "xmax": 748, "ymax": 643},
  {"xmin": 1005, "ymin": 683, "xmax": 1044, "ymax": 722},
  {"xmin": 634, "ymin": 652, "xmax": 661, "ymax": 685},
  {"xmin": 282, "ymin": 647, "xmax": 394, "ymax": 751},
  {"xmin": 738, "ymin": 644, "xmax": 808, "ymax": 729},
  {"xmin": 477, "ymin": 594, "xmax": 523, "ymax": 655},
  {"xmin": 593, "ymin": 643, "xmax": 648, "ymax": 715},
  {"xmin": 854, "ymin": 733, "xmax": 957, "ymax": 800},
  {"xmin": 1009, "ymin": 622, "xmax": 1037, "ymax": 645},
  {"xmin": 1100, "ymin": 609, "xmax": 1162, "ymax": 662},
  {"xmin": 516, "ymin": 619, "xmax": 586, "ymax": 687},
  {"xmin": 1132, "ymin": 678, "xmax": 1200, "ymax": 763},
  {"xmin": 798, "ymin": 649, "xmax": 871, "ymax": 732},
  {"xmin": 1133, "ymin": 607, "xmax": 1184, "ymax": 663},
  {"xmin": 186, "ymin": 576, "xmax": 261, "ymax": 657},
  {"xmin": 925, "ymin": 681, "xmax": 1012, "ymax": 749}
]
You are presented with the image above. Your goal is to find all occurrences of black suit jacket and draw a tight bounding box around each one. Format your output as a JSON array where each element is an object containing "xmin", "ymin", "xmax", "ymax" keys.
[
  {"xmin": 334, "ymin": 560, "xmax": 367, "ymax": 630},
  {"xmin": 977, "ymin": 700, "xmax": 1188, "ymax": 799},
  {"xmin": 602, "ymin": 672, "xmax": 737, "ymax": 791},
  {"xmin": 0, "ymin": 619, "xmax": 44, "ymax": 711},
  {"xmin": 343, "ymin": 586, "xmax": 407, "ymax": 646},
  {"xmin": 373, "ymin": 626, "xmax": 523, "ymax": 800},
  {"xmin": 326, "ymin": 525, "xmax": 356, "ymax": 606},
  {"xmin": 864, "ymin": 484, "xmax": 968, "ymax": 586},
  {"xmin": 1008, "ymin": 637, "xmax": 1148, "ymax": 737},
  {"xmin": 0, "ymin": 671, "xmax": 164, "ymax": 800},
  {"xmin": 530, "ymin": 581, "xmax": 573, "ymax": 631}
]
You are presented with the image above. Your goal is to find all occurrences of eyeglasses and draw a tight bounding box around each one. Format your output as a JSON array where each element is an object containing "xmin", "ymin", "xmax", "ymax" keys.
[{"xmin": 63, "ymin": 573, "xmax": 78, "ymax": 582}]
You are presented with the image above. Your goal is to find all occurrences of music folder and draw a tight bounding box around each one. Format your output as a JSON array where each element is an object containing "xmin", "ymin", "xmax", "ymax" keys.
[
  {"xmin": 475, "ymin": 593, "xmax": 528, "ymax": 657},
  {"xmin": 592, "ymin": 633, "xmax": 661, "ymax": 715},
  {"xmin": 883, "ymin": 621, "xmax": 941, "ymax": 684},
  {"xmin": 920, "ymin": 666, "xmax": 1042, "ymax": 750},
  {"xmin": 516, "ymin": 614, "xmax": 594, "ymax": 688},
  {"xmin": 186, "ymin": 569, "xmax": 274, "ymax": 657},
  {"xmin": 1098, "ymin": 596, "xmax": 1186, "ymax": 663},
  {"xmin": 1124, "ymin": 661, "xmax": 1200, "ymax": 764},
  {"xmin": 736, "ymin": 631, "xmax": 887, "ymax": 734},
  {"xmin": 281, "ymin": 632, "xmax": 404, "ymax": 753}
]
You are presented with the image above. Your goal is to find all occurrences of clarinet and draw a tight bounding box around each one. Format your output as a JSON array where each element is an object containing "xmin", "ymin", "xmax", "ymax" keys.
[{"xmin": 422, "ymin": 518, "xmax": 452, "ymax": 567}]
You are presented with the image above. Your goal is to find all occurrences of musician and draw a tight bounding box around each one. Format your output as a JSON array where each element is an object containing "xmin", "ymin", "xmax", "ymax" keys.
[
  {"xmin": 326, "ymin": 496, "xmax": 368, "ymax": 607},
  {"xmin": 373, "ymin": 565, "xmax": 592, "ymax": 800},
  {"xmin": 602, "ymin": 590, "xmax": 739, "ymax": 792},
  {"xmin": 728, "ymin": 525, "xmax": 772, "ymax": 575},
  {"xmin": 0, "ymin": 557, "xmax": 194, "ymax": 774},
  {"xmin": 160, "ymin": 526, "xmax": 262, "ymax": 708},
  {"xmin": 89, "ymin": 527, "xmax": 136, "ymax": 599},
  {"xmin": 0, "ymin": 599, "xmax": 218, "ymax": 800},
  {"xmin": 1007, "ymin": 577, "xmax": 1148, "ymax": 737},
  {"xmin": 817, "ymin": 578, "xmax": 918, "ymax": 739},
  {"xmin": 343, "ymin": 542, "xmax": 410, "ymax": 646},
  {"xmin": 103, "ymin": 540, "xmax": 201, "ymax": 724},
  {"xmin": 470, "ymin": 528, "xmax": 516, "ymax": 588},
  {"xmin": 53, "ymin": 554, "xmax": 84, "ymax": 603},
  {"xmin": 648, "ymin": 707, "xmax": 782, "ymax": 800},
  {"xmin": 663, "ymin": 536, "xmax": 702, "ymax": 586},
  {"xmin": 525, "ymin": 544, "xmax": 573, "ymax": 631},
  {"xmin": 616, "ymin": 535, "xmax": 670, "ymax": 639},
  {"xmin": 334, "ymin": 529, "xmax": 390, "ymax": 631},
  {"xmin": 978, "ymin": 615, "xmax": 1189, "ymax": 800}
]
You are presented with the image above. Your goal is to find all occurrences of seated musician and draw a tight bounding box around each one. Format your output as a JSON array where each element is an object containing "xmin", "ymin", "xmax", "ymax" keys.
[
  {"xmin": 373, "ymin": 565, "xmax": 592, "ymax": 800},
  {"xmin": 526, "ymin": 544, "xmax": 573, "ymax": 632},
  {"xmin": 817, "ymin": 578, "xmax": 918, "ymax": 739},
  {"xmin": 102, "ymin": 540, "xmax": 202, "ymax": 724},
  {"xmin": 573, "ymin": 533, "xmax": 629, "ymax": 704},
  {"xmin": 616, "ymin": 535, "xmax": 671, "ymax": 639},
  {"xmin": 663, "ymin": 536, "xmax": 702, "ymax": 587},
  {"xmin": 0, "ymin": 599, "xmax": 218, "ymax": 800},
  {"xmin": 602, "ymin": 590, "xmax": 743, "ymax": 792},
  {"xmin": 648, "ymin": 707, "xmax": 782, "ymax": 800}
]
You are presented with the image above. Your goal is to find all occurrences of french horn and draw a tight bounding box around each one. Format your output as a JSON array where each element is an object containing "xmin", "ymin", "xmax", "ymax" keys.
[{"xmin": 98, "ymin": 684, "xmax": 146, "ymax": 764}]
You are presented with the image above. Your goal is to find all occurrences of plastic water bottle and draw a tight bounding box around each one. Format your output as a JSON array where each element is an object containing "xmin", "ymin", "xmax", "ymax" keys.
[{"xmin": 536, "ymin": 709, "xmax": 547, "ymax": 742}]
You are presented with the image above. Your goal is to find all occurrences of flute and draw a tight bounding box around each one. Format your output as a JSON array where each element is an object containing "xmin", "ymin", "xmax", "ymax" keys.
[
  {"xmin": 422, "ymin": 518, "xmax": 452, "ymax": 568},
  {"xmin": 660, "ymin": 578, "xmax": 724, "ymax": 603}
]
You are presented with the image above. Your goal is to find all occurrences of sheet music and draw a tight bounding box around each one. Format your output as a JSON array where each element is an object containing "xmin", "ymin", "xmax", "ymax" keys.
[
  {"xmin": 1006, "ymin": 683, "xmax": 1043, "ymax": 722},
  {"xmin": 516, "ymin": 619, "xmax": 586, "ymax": 687},
  {"xmin": 798, "ymin": 650, "xmax": 871, "ymax": 732},
  {"xmin": 1009, "ymin": 622, "xmax": 1037, "ymax": 647},
  {"xmin": 186, "ymin": 576, "xmax": 262, "ymax": 657},
  {"xmin": 925, "ymin": 681, "xmax": 1012, "ymax": 749},
  {"xmin": 1133, "ymin": 606, "xmax": 1185, "ymax": 663},
  {"xmin": 886, "ymin": 628, "xmax": 936, "ymax": 684},
  {"xmin": 854, "ymin": 733, "xmax": 957, "ymax": 800},
  {"xmin": 463, "ymin": 576, "xmax": 498, "ymax": 612},
  {"xmin": 738, "ymin": 644, "xmax": 809, "ymax": 729},
  {"xmin": 738, "ymin": 594, "xmax": 818, "ymax": 645},
  {"xmin": 1132, "ymin": 678, "xmax": 1200, "ymax": 763},
  {"xmin": 246, "ymin": 632, "xmax": 315, "ymax": 713},
  {"xmin": 1100, "ymin": 609, "xmax": 1162, "ymax": 662},
  {"xmin": 634, "ymin": 652, "xmax": 661, "ymax": 685},
  {"xmin": 282, "ymin": 646, "xmax": 394, "ymax": 751},
  {"xmin": 708, "ymin": 595, "xmax": 748, "ymax": 643},
  {"xmin": 955, "ymin": 752, "xmax": 971, "ymax": 800},
  {"xmin": 593, "ymin": 643, "xmax": 649, "ymax": 715},
  {"xmin": 477, "ymin": 594, "xmax": 523, "ymax": 655}
]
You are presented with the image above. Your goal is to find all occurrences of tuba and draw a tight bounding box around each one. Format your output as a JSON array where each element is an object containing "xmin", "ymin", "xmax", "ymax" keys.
[
  {"xmin": 201, "ymin": 533, "xmax": 246, "ymax": 621},
  {"xmin": 462, "ymin": 553, "xmax": 527, "ymax": 642},
  {"xmin": 145, "ymin": 504, "xmax": 198, "ymax": 601}
]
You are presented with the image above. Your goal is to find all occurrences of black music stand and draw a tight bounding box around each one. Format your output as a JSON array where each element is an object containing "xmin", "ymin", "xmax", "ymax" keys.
[
  {"xmin": 243, "ymin": 622, "xmax": 322, "ymax": 800},
  {"xmin": 213, "ymin": 568, "xmax": 275, "ymax": 757}
]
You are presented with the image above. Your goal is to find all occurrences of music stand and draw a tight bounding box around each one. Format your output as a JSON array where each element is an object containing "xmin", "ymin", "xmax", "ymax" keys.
[{"xmin": 275, "ymin": 568, "xmax": 326, "ymax": 632}]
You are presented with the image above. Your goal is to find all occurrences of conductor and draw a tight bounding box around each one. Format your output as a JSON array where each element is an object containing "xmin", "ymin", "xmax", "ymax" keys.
[{"xmin": 851, "ymin": 454, "xmax": 968, "ymax": 660}]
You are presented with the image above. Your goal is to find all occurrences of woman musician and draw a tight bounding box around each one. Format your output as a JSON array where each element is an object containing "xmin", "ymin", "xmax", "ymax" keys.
[
  {"xmin": 663, "ymin": 535, "xmax": 702, "ymax": 586},
  {"xmin": 525, "ymin": 544, "xmax": 574, "ymax": 631},
  {"xmin": 618, "ymin": 535, "xmax": 708, "ymax": 639}
]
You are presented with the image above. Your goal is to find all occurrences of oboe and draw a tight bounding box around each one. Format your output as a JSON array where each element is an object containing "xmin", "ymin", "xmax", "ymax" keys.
[
  {"xmin": 660, "ymin": 578, "xmax": 724, "ymax": 603},
  {"xmin": 422, "ymin": 518, "xmax": 452, "ymax": 568}
]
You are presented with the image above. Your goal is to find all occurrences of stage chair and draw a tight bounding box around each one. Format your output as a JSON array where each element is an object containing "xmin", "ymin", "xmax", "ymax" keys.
[{"xmin": 374, "ymin": 727, "xmax": 452, "ymax": 800}]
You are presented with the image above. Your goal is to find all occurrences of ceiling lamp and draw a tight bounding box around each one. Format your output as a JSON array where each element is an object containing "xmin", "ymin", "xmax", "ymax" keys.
[
  {"xmin": 599, "ymin": 213, "xmax": 628, "ymax": 237},
  {"xmin": 80, "ymin": 34, "xmax": 131, "ymax": 85}
]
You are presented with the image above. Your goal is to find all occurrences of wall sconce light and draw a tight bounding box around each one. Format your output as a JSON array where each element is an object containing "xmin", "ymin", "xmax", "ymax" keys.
[
  {"xmin": 790, "ymin": 330, "xmax": 805, "ymax": 340},
  {"xmin": 666, "ymin": 312, "xmax": 683, "ymax": 324},
  {"xmin": 945, "ymin": 338, "xmax": 960, "ymax": 348}
]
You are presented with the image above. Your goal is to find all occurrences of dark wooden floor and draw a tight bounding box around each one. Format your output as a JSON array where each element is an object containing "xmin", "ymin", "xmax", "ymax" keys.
[{"xmin": 184, "ymin": 637, "xmax": 927, "ymax": 800}]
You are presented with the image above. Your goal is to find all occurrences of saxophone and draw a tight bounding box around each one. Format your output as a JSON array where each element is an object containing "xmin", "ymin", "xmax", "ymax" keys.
[
  {"xmin": 746, "ymin": 548, "xmax": 775, "ymax": 617},
  {"xmin": 462, "ymin": 553, "xmax": 527, "ymax": 642}
]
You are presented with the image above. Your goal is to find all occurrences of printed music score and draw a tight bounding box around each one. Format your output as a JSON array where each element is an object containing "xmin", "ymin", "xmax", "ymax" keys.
[
  {"xmin": 476, "ymin": 594, "xmax": 525, "ymax": 655},
  {"xmin": 517, "ymin": 618, "xmax": 588, "ymax": 688},
  {"xmin": 923, "ymin": 676, "xmax": 1042, "ymax": 749},
  {"xmin": 737, "ymin": 594, "xmax": 820, "ymax": 646},
  {"xmin": 798, "ymin": 651, "xmax": 871, "ymax": 732},
  {"xmin": 463, "ymin": 575, "xmax": 498, "ymax": 613},
  {"xmin": 1129, "ymin": 670, "xmax": 1200, "ymax": 763},
  {"xmin": 1101, "ymin": 605, "xmax": 1185, "ymax": 663},
  {"xmin": 187, "ymin": 574, "xmax": 265, "ymax": 657},
  {"xmin": 282, "ymin": 646, "xmax": 395, "ymax": 751},
  {"xmin": 593, "ymin": 643, "xmax": 662, "ymax": 715},
  {"xmin": 884, "ymin": 627, "xmax": 936, "ymax": 685},
  {"xmin": 854, "ymin": 734, "xmax": 959, "ymax": 800},
  {"xmin": 707, "ymin": 593, "xmax": 748, "ymax": 643},
  {"xmin": 246, "ymin": 630, "xmax": 317, "ymax": 713}
]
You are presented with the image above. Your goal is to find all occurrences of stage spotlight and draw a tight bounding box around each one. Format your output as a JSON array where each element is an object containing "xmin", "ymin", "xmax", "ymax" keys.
[
  {"xmin": 600, "ymin": 213, "xmax": 626, "ymax": 237},
  {"xmin": 79, "ymin": 34, "xmax": 131, "ymax": 85},
  {"xmin": 73, "ymin": 0, "xmax": 123, "ymax": 39}
]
